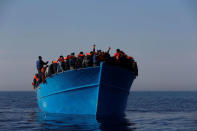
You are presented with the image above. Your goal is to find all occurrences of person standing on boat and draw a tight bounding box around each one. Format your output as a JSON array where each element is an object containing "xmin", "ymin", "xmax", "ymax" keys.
[
  {"xmin": 91, "ymin": 45, "xmax": 97, "ymax": 66},
  {"xmin": 69, "ymin": 53, "xmax": 76, "ymax": 69},
  {"xmin": 57, "ymin": 56, "xmax": 66, "ymax": 72},
  {"xmin": 76, "ymin": 52, "xmax": 85, "ymax": 68},
  {"xmin": 64, "ymin": 55, "xmax": 70, "ymax": 70},
  {"xmin": 36, "ymin": 56, "xmax": 48, "ymax": 76},
  {"xmin": 114, "ymin": 49, "xmax": 121, "ymax": 60},
  {"xmin": 102, "ymin": 47, "xmax": 111, "ymax": 63}
]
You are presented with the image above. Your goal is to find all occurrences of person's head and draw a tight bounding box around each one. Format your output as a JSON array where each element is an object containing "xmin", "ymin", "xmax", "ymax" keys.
[
  {"xmin": 38, "ymin": 56, "xmax": 42, "ymax": 60},
  {"xmin": 80, "ymin": 51, "xmax": 83, "ymax": 54},
  {"xmin": 71, "ymin": 52, "xmax": 75, "ymax": 56},
  {"xmin": 116, "ymin": 49, "xmax": 120, "ymax": 53},
  {"xmin": 96, "ymin": 50, "xmax": 101, "ymax": 55},
  {"xmin": 60, "ymin": 55, "xmax": 63, "ymax": 58}
]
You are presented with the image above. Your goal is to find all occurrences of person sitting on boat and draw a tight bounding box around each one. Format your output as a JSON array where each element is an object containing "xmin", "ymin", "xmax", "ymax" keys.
[
  {"xmin": 52, "ymin": 60, "xmax": 58, "ymax": 74},
  {"xmin": 41, "ymin": 65, "xmax": 48, "ymax": 83},
  {"xmin": 95, "ymin": 50, "xmax": 102, "ymax": 65},
  {"xmin": 90, "ymin": 51, "xmax": 97, "ymax": 67},
  {"xmin": 114, "ymin": 49, "xmax": 121, "ymax": 60},
  {"xmin": 69, "ymin": 53, "xmax": 76, "ymax": 70},
  {"xmin": 93, "ymin": 44, "xmax": 96, "ymax": 53},
  {"xmin": 83, "ymin": 52, "xmax": 93, "ymax": 67},
  {"xmin": 46, "ymin": 61, "xmax": 57, "ymax": 77},
  {"xmin": 57, "ymin": 56, "xmax": 65, "ymax": 72},
  {"xmin": 76, "ymin": 52, "xmax": 85, "ymax": 68},
  {"xmin": 64, "ymin": 55, "xmax": 70, "ymax": 70},
  {"xmin": 102, "ymin": 47, "xmax": 111, "ymax": 63},
  {"xmin": 36, "ymin": 56, "xmax": 48, "ymax": 76},
  {"xmin": 32, "ymin": 73, "xmax": 39, "ymax": 89}
]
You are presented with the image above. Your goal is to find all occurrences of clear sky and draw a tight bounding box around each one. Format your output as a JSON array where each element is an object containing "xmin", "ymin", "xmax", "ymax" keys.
[{"xmin": 0, "ymin": 0, "xmax": 197, "ymax": 91}]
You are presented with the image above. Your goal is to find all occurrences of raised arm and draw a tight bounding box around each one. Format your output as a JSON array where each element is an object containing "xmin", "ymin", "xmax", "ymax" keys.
[
  {"xmin": 93, "ymin": 44, "xmax": 96, "ymax": 52},
  {"xmin": 41, "ymin": 60, "xmax": 48, "ymax": 65},
  {"xmin": 44, "ymin": 61, "xmax": 49, "ymax": 65},
  {"xmin": 106, "ymin": 47, "xmax": 111, "ymax": 53}
]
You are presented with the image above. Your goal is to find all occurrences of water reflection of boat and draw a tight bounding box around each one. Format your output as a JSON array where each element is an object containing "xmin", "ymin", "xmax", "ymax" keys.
[
  {"xmin": 37, "ymin": 62, "xmax": 136, "ymax": 117},
  {"xmin": 36, "ymin": 112, "xmax": 136, "ymax": 131}
]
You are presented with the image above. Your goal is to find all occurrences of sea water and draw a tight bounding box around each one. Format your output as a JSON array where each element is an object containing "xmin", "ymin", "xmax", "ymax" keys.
[{"xmin": 0, "ymin": 91, "xmax": 196, "ymax": 131}]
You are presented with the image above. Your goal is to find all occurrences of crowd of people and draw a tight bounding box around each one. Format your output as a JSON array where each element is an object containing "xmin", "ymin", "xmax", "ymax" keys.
[{"xmin": 32, "ymin": 45, "xmax": 138, "ymax": 89}]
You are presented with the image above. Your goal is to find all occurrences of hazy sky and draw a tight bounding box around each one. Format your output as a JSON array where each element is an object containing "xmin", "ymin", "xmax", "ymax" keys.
[{"xmin": 0, "ymin": 0, "xmax": 197, "ymax": 91}]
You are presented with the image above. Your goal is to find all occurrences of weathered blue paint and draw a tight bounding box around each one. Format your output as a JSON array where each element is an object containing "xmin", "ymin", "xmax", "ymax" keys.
[
  {"xmin": 36, "ymin": 62, "xmax": 136, "ymax": 116},
  {"xmin": 97, "ymin": 63, "xmax": 136, "ymax": 117}
]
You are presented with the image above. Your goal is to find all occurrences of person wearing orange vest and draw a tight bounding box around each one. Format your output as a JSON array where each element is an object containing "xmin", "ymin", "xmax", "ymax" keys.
[
  {"xmin": 46, "ymin": 61, "xmax": 57, "ymax": 77},
  {"xmin": 64, "ymin": 55, "xmax": 70, "ymax": 70},
  {"xmin": 114, "ymin": 49, "xmax": 121, "ymax": 60},
  {"xmin": 32, "ymin": 73, "xmax": 39, "ymax": 89},
  {"xmin": 76, "ymin": 52, "xmax": 85, "ymax": 68},
  {"xmin": 78, "ymin": 51, "xmax": 85, "ymax": 57},
  {"xmin": 57, "ymin": 56, "xmax": 65, "ymax": 72},
  {"xmin": 69, "ymin": 53, "xmax": 76, "ymax": 69},
  {"xmin": 57, "ymin": 56, "xmax": 64, "ymax": 63},
  {"xmin": 41, "ymin": 65, "xmax": 48, "ymax": 83}
]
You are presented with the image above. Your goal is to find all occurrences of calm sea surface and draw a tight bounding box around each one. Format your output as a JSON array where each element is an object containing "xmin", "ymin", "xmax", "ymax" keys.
[{"xmin": 0, "ymin": 91, "xmax": 196, "ymax": 131}]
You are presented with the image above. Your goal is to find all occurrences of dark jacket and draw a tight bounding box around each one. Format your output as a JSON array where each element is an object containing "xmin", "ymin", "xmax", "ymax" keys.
[{"xmin": 36, "ymin": 60, "xmax": 48, "ymax": 70}]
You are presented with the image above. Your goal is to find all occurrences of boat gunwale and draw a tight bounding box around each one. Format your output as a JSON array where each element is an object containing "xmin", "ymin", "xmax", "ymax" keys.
[
  {"xmin": 45, "ymin": 65, "xmax": 100, "ymax": 81},
  {"xmin": 44, "ymin": 62, "xmax": 136, "ymax": 82}
]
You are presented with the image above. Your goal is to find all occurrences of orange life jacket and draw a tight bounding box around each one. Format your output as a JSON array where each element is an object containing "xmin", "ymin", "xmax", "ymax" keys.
[
  {"xmin": 32, "ymin": 82, "xmax": 36, "ymax": 89},
  {"xmin": 86, "ymin": 52, "xmax": 91, "ymax": 56},
  {"xmin": 34, "ymin": 75, "xmax": 38, "ymax": 81},
  {"xmin": 69, "ymin": 55, "xmax": 75, "ymax": 59},
  {"xmin": 78, "ymin": 54, "xmax": 85, "ymax": 57},
  {"xmin": 41, "ymin": 67, "xmax": 45, "ymax": 73},
  {"xmin": 41, "ymin": 67, "xmax": 46, "ymax": 83},
  {"xmin": 52, "ymin": 60, "xmax": 57, "ymax": 63},
  {"xmin": 64, "ymin": 57, "xmax": 68, "ymax": 60},
  {"xmin": 57, "ymin": 58, "xmax": 64, "ymax": 62},
  {"xmin": 114, "ymin": 52, "xmax": 120, "ymax": 59}
]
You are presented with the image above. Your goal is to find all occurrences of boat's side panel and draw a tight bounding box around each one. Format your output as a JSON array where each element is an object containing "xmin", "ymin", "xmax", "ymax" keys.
[
  {"xmin": 37, "ymin": 67, "xmax": 100, "ymax": 114},
  {"xmin": 37, "ymin": 67, "xmax": 100, "ymax": 98},
  {"xmin": 97, "ymin": 63, "xmax": 136, "ymax": 117},
  {"xmin": 38, "ymin": 84, "xmax": 99, "ymax": 114}
]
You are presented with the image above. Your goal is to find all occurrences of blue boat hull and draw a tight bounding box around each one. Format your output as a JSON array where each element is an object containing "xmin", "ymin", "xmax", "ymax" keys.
[{"xmin": 37, "ymin": 63, "xmax": 136, "ymax": 116}]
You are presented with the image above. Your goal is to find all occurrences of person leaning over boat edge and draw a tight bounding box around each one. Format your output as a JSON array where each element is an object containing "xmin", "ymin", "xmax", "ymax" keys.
[
  {"xmin": 41, "ymin": 65, "xmax": 48, "ymax": 83},
  {"xmin": 36, "ymin": 56, "xmax": 48, "ymax": 76},
  {"xmin": 32, "ymin": 73, "xmax": 39, "ymax": 89}
]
